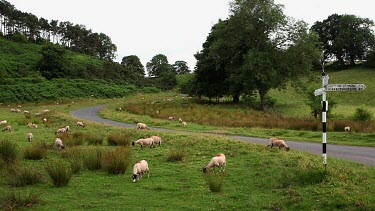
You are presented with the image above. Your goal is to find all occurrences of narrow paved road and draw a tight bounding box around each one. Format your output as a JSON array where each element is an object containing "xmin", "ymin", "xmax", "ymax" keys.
[{"xmin": 71, "ymin": 105, "xmax": 375, "ymax": 167}]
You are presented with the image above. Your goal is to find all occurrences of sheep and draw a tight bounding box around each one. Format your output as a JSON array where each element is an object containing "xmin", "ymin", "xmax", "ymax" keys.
[
  {"xmin": 156, "ymin": 110, "xmax": 160, "ymax": 114},
  {"xmin": 267, "ymin": 137, "xmax": 290, "ymax": 151},
  {"xmin": 27, "ymin": 133, "xmax": 33, "ymax": 142},
  {"xmin": 0, "ymin": 120, "xmax": 7, "ymax": 125},
  {"xmin": 168, "ymin": 116, "xmax": 175, "ymax": 120},
  {"xmin": 16, "ymin": 109, "xmax": 21, "ymax": 113},
  {"xmin": 10, "ymin": 108, "xmax": 17, "ymax": 112},
  {"xmin": 2, "ymin": 125, "xmax": 12, "ymax": 132},
  {"xmin": 150, "ymin": 135, "xmax": 162, "ymax": 147},
  {"xmin": 203, "ymin": 153, "xmax": 226, "ymax": 173},
  {"xmin": 35, "ymin": 112, "xmax": 42, "ymax": 117},
  {"xmin": 132, "ymin": 160, "xmax": 150, "ymax": 182},
  {"xmin": 42, "ymin": 118, "xmax": 47, "ymax": 123},
  {"xmin": 178, "ymin": 118, "xmax": 183, "ymax": 123},
  {"xmin": 65, "ymin": 125, "xmax": 70, "ymax": 132},
  {"xmin": 54, "ymin": 138, "xmax": 65, "ymax": 149},
  {"xmin": 27, "ymin": 122, "xmax": 33, "ymax": 128},
  {"xmin": 76, "ymin": 121, "xmax": 85, "ymax": 128},
  {"xmin": 23, "ymin": 110, "xmax": 30, "ymax": 115},
  {"xmin": 116, "ymin": 107, "xmax": 122, "ymax": 111},
  {"xmin": 17, "ymin": 105, "xmax": 22, "ymax": 108},
  {"xmin": 182, "ymin": 121, "xmax": 187, "ymax": 127},
  {"xmin": 32, "ymin": 123, "xmax": 38, "ymax": 128},
  {"xmin": 132, "ymin": 138, "xmax": 154, "ymax": 148},
  {"xmin": 55, "ymin": 126, "xmax": 70, "ymax": 134},
  {"xmin": 43, "ymin": 109, "xmax": 50, "ymax": 113},
  {"xmin": 344, "ymin": 126, "xmax": 351, "ymax": 132},
  {"xmin": 136, "ymin": 123, "xmax": 150, "ymax": 130}
]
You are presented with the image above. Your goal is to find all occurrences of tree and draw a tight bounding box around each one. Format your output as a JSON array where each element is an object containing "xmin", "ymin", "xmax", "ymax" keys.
[
  {"xmin": 146, "ymin": 54, "xmax": 173, "ymax": 77},
  {"xmin": 121, "ymin": 55, "xmax": 145, "ymax": 79},
  {"xmin": 38, "ymin": 44, "xmax": 68, "ymax": 80},
  {"xmin": 311, "ymin": 14, "xmax": 375, "ymax": 67},
  {"xmin": 173, "ymin": 60, "xmax": 190, "ymax": 74}
]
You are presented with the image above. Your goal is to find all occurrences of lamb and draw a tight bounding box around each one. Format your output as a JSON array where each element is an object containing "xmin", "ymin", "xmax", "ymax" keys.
[
  {"xmin": 267, "ymin": 137, "xmax": 290, "ymax": 151},
  {"xmin": 27, "ymin": 133, "xmax": 33, "ymax": 142},
  {"xmin": 178, "ymin": 118, "xmax": 183, "ymax": 123},
  {"xmin": 0, "ymin": 120, "xmax": 7, "ymax": 125},
  {"xmin": 132, "ymin": 160, "xmax": 150, "ymax": 182},
  {"xmin": 136, "ymin": 123, "xmax": 150, "ymax": 130},
  {"xmin": 54, "ymin": 138, "xmax": 65, "ymax": 149},
  {"xmin": 203, "ymin": 153, "xmax": 226, "ymax": 173},
  {"xmin": 150, "ymin": 135, "xmax": 162, "ymax": 147},
  {"xmin": 168, "ymin": 116, "xmax": 175, "ymax": 120},
  {"xmin": 182, "ymin": 121, "xmax": 187, "ymax": 127},
  {"xmin": 132, "ymin": 138, "xmax": 154, "ymax": 148},
  {"xmin": 344, "ymin": 126, "xmax": 351, "ymax": 132},
  {"xmin": 2, "ymin": 125, "xmax": 12, "ymax": 132},
  {"xmin": 76, "ymin": 121, "xmax": 85, "ymax": 128}
]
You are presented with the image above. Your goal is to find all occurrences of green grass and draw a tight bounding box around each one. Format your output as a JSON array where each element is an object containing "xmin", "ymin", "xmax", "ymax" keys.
[{"xmin": 0, "ymin": 99, "xmax": 374, "ymax": 210}]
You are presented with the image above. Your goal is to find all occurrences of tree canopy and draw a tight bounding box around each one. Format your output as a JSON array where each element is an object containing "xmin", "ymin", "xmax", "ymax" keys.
[
  {"xmin": 192, "ymin": 0, "xmax": 321, "ymax": 109},
  {"xmin": 173, "ymin": 60, "xmax": 190, "ymax": 74},
  {"xmin": 121, "ymin": 55, "xmax": 145, "ymax": 81},
  {"xmin": 146, "ymin": 54, "xmax": 173, "ymax": 77}
]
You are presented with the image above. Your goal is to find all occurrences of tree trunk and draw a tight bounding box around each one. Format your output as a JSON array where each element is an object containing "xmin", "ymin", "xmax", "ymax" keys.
[{"xmin": 232, "ymin": 93, "xmax": 240, "ymax": 103}]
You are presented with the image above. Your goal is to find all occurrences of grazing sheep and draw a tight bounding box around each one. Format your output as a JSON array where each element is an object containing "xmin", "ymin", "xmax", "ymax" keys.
[
  {"xmin": 55, "ymin": 126, "xmax": 70, "ymax": 134},
  {"xmin": 0, "ymin": 120, "xmax": 7, "ymax": 125},
  {"xmin": 178, "ymin": 118, "xmax": 183, "ymax": 123},
  {"xmin": 267, "ymin": 137, "xmax": 290, "ymax": 151},
  {"xmin": 344, "ymin": 126, "xmax": 351, "ymax": 132},
  {"xmin": 16, "ymin": 109, "xmax": 21, "ymax": 113},
  {"xmin": 42, "ymin": 118, "xmax": 47, "ymax": 123},
  {"xmin": 17, "ymin": 105, "xmax": 22, "ymax": 108},
  {"xmin": 35, "ymin": 112, "xmax": 42, "ymax": 117},
  {"xmin": 2, "ymin": 125, "xmax": 12, "ymax": 132},
  {"xmin": 168, "ymin": 116, "xmax": 175, "ymax": 120},
  {"xmin": 27, "ymin": 122, "xmax": 33, "ymax": 128},
  {"xmin": 76, "ymin": 121, "xmax": 85, "ymax": 128},
  {"xmin": 182, "ymin": 121, "xmax": 187, "ymax": 127},
  {"xmin": 156, "ymin": 110, "xmax": 160, "ymax": 114},
  {"xmin": 65, "ymin": 125, "xmax": 70, "ymax": 132},
  {"xmin": 27, "ymin": 133, "xmax": 33, "ymax": 142},
  {"xmin": 54, "ymin": 138, "xmax": 65, "ymax": 149},
  {"xmin": 32, "ymin": 123, "xmax": 38, "ymax": 128},
  {"xmin": 136, "ymin": 123, "xmax": 150, "ymax": 130},
  {"xmin": 43, "ymin": 109, "xmax": 50, "ymax": 113},
  {"xmin": 132, "ymin": 138, "xmax": 154, "ymax": 148},
  {"xmin": 203, "ymin": 153, "xmax": 226, "ymax": 173},
  {"xmin": 10, "ymin": 108, "xmax": 17, "ymax": 112},
  {"xmin": 150, "ymin": 136, "xmax": 162, "ymax": 147},
  {"xmin": 23, "ymin": 110, "xmax": 30, "ymax": 115},
  {"xmin": 132, "ymin": 160, "xmax": 150, "ymax": 182}
]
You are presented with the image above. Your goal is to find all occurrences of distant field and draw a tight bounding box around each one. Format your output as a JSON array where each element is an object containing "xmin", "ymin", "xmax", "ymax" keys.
[{"xmin": 0, "ymin": 99, "xmax": 374, "ymax": 210}]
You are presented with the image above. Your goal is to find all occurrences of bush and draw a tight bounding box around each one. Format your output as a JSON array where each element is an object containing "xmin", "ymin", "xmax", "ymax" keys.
[
  {"xmin": 11, "ymin": 33, "xmax": 28, "ymax": 43},
  {"xmin": 45, "ymin": 161, "xmax": 72, "ymax": 187},
  {"xmin": 83, "ymin": 147, "xmax": 103, "ymax": 170},
  {"xmin": 86, "ymin": 134, "xmax": 103, "ymax": 145},
  {"xmin": 57, "ymin": 133, "xmax": 84, "ymax": 147},
  {"xmin": 1, "ymin": 191, "xmax": 41, "ymax": 210},
  {"xmin": 69, "ymin": 159, "xmax": 82, "ymax": 174},
  {"xmin": 107, "ymin": 134, "xmax": 132, "ymax": 146},
  {"xmin": 102, "ymin": 147, "xmax": 131, "ymax": 175},
  {"xmin": 166, "ymin": 149, "xmax": 185, "ymax": 162},
  {"xmin": 204, "ymin": 173, "xmax": 225, "ymax": 193},
  {"xmin": 8, "ymin": 166, "xmax": 43, "ymax": 187},
  {"xmin": 0, "ymin": 140, "xmax": 18, "ymax": 164},
  {"xmin": 353, "ymin": 107, "xmax": 373, "ymax": 121},
  {"xmin": 23, "ymin": 144, "xmax": 48, "ymax": 160}
]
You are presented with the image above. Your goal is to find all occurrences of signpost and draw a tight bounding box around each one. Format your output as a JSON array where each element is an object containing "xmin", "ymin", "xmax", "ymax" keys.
[{"xmin": 318, "ymin": 62, "xmax": 366, "ymax": 167}]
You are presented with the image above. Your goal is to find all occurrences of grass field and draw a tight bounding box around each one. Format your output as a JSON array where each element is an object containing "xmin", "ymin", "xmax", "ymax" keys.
[{"xmin": 0, "ymin": 98, "xmax": 374, "ymax": 210}]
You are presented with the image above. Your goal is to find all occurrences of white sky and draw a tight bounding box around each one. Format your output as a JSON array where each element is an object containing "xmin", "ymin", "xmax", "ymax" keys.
[{"xmin": 6, "ymin": 0, "xmax": 375, "ymax": 70}]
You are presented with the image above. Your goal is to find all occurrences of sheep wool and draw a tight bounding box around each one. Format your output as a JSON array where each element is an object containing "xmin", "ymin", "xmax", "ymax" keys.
[
  {"xmin": 203, "ymin": 153, "xmax": 226, "ymax": 173},
  {"xmin": 267, "ymin": 137, "xmax": 290, "ymax": 151},
  {"xmin": 132, "ymin": 138, "xmax": 154, "ymax": 148},
  {"xmin": 27, "ymin": 133, "xmax": 33, "ymax": 142},
  {"xmin": 132, "ymin": 160, "xmax": 150, "ymax": 182},
  {"xmin": 150, "ymin": 136, "xmax": 162, "ymax": 147},
  {"xmin": 136, "ymin": 123, "xmax": 149, "ymax": 130},
  {"xmin": 54, "ymin": 138, "xmax": 65, "ymax": 149}
]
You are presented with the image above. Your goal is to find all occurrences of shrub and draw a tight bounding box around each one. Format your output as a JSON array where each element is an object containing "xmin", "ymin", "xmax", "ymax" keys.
[
  {"xmin": 57, "ymin": 133, "xmax": 84, "ymax": 147},
  {"xmin": 0, "ymin": 140, "xmax": 18, "ymax": 164},
  {"xmin": 86, "ymin": 134, "xmax": 103, "ymax": 145},
  {"xmin": 353, "ymin": 108, "xmax": 373, "ymax": 121},
  {"xmin": 69, "ymin": 159, "xmax": 82, "ymax": 174},
  {"xmin": 166, "ymin": 149, "xmax": 185, "ymax": 162},
  {"xmin": 9, "ymin": 166, "xmax": 43, "ymax": 187},
  {"xmin": 23, "ymin": 144, "xmax": 48, "ymax": 160},
  {"xmin": 1, "ymin": 191, "xmax": 41, "ymax": 210},
  {"xmin": 83, "ymin": 147, "xmax": 103, "ymax": 170},
  {"xmin": 45, "ymin": 161, "xmax": 72, "ymax": 187},
  {"xmin": 102, "ymin": 147, "xmax": 131, "ymax": 175},
  {"xmin": 204, "ymin": 173, "xmax": 225, "ymax": 193},
  {"xmin": 107, "ymin": 134, "xmax": 131, "ymax": 146}
]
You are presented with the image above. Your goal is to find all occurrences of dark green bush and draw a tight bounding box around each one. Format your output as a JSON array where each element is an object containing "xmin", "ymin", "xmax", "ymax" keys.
[
  {"xmin": 9, "ymin": 166, "xmax": 43, "ymax": 187},
  {"xmin": 107, "ymin": 134, "xmax": 131, "ymax": 146},
  {"xmin": 23, "ymin": 143, "xmax": 48, "ymax": 160},
  {"xmin": 204, "ymin": 173, "xmax": 225, "ymax": 193},
  {"xmin": 0, "ymin": 140, "xmax": 18, "ymax": 164},
  {"xmin": 102, "ymin": 147, "xmax": 131, "ymax": 175},
  {"xmin": 353, "ymin": 107, "xmax": 373, "ymax": 121},
  {"xmin": 166, "ymin": 149, "xmax": 185, "ymax": 162},
  {"xmin": 83, "ymin": 147, "xmax": 103, "ymax": 170}
]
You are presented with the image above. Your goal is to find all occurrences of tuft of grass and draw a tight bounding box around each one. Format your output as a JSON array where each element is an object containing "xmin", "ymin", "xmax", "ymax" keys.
[
  {"xmin": 1, "ymin": 191, "xmax": 41, "ymax": 210},
  {"xmin": 107, "ymin": 133, "xmax": 132, "ymax": 146},
  {"xmin": 8, "ymin": 165, "xmax": 43, "ymax": 187},
  {"xmin": 56, "ymin": 133, "xmax": 84, "ymax": 147},
  {"xmin": 69, "ymin": 159, "xmax": 82, "ymax": 174},
  {"xmin": 0, "ymin": 140, "xmax": 18, "ymax": 164},
  {"xmin": 101, "ymin": 147, "xmax": 131, "ymax": 175},
  {"xmin": 86, "ymin": 134, "xmax": 103, "ymax": 145},
  {"xmin": 23, "ymin": 143, "xmax": 48, "ymax": 160},
  {"xmin": 204, "ymin": 172, "xmax": 225, "ymax": 193},
  {"xmin": 45, "ymin": 161, "xmax": 72, "ymax": 187},
  {"xmin": 166, "ymin": 149, "xmax": 185, "ymax": 162},
  {"xmin": 83, "ymin": 147, "xmax": 103, "ymax": 170}
]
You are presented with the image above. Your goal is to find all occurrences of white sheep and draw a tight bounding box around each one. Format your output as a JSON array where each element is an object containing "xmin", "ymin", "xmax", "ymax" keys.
[
  {"xmin": 156, "ymin": 110, "xmax": 160, "ymax": 114},
  {"xmin": 132, "ymin": 160, "xmax": 150, "ymax": 182},
  {"xmin": 16, "ymin": 109, "xmax": 21, "ymax": 113},
  {"xmin": 43, "ymin": 109, "xmax": 50, "ymax": 113},
  {"xmin": 132, "ymin": 138, "xmax": 154, "ymax": 148},
  {"xmin": 178, "ymin": 118, "xmax": 183, "ymax": 123},
  {"xmin": 182, "ymin": 121, "xmax": 187, "ymax": 127},
  {"xmin": 17, "ymin": 105, "xmax": 22, "ymax": 108},
  {"xmin": 2, "ymin": 125, "xmax": 12, "ymax": 132},
  {"xmin": 23, "ymin": 110, "xmax": 30, "ymax": 115},
  {"xmin": 10, "ymin": 108, "xmax": 17, "ymax": 112},
  {"xmin": 27, "ymin": 133, "xmax": 33, "ymax": 142},
  {"xmin": 42, "ymin": 118, "xmax": 47, "ymax": 123},
  {"xmin": 150, "ymin": 136, "xmax": 162, "ymax": 147},
  {"xmin": 32, "ymin": 123, "xmax": 38, "ymax": 128},
  {"xmin": 136, "ymin": 123, "xmax": 150, "ymax": 130},
  {"xmin": 168, "ymin": 116, "xmax": 175, "ymax": 120},
  {"xmin": 267, "ymin": 137, "xmax": 290, "ymax": 151},
  {"xmin": 0, "ymin": 120, "xmax": 7, "ymax": 125},
  {"xmin": 35, "ymin": 112, "xmax": 42, "ymax": 117},
  {"xmin": 76, "ymin": 121, "xmax": 85, "ymax": 128},
  {"xmin": 54, "ymin": 138, "xmax": 65, "ymax": 149},
  {"xmin": 27, "ymin": 122, "xmax": 33, "ymax": 128},
  {"xmin": 55, "ymin": 126, "xmax": 70, "ymax": 134},
  {"xmin": 203, "ymin": 153, "xmax": 226, "ymax": 173},
  {"xmin": 344, "ymin": 126, "xmax": 351, "ymax": 132}
]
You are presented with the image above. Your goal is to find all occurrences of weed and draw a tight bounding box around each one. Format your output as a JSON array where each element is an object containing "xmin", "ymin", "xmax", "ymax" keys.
[
  {"xmin": 101, "ymin": 147, "xmax": 131, "ymax": 175},
  {"xmin": 1, "ymin": 191, "xmax": 41, "ymax": 210},
  {"xmin": 83, "ymin": 147, "xmax": 103, "ymax": 170},
  {"xmin": 86, "ymin": 134, "xmax": 103, "ymax": 145},
  {"xmin": 107, "ymin": 133, "xmax": 131, "ymax": 146},
  {"xmin": 204, "ymin": 172, "xmax": 225, "ymax": 193},
  {"xmin": 0, "ymin": 140, "xmax": 18, "ymax": 164},
  {"xmin": 45, "ymin": 161, "xmax": 72, "ymax": 187},
  {"xmin": 166, "ymin": 149, "xmax": 185, "ymax": 162},
  {"xmin": 23, "ymin": 143, "xmax": 48, "ymax": 160},
  {"xmin": 8, "ymin": 165, "xmax": 43, "ymax": 187}
]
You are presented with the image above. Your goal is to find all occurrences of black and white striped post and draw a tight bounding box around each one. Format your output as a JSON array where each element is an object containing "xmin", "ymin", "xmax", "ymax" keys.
[{"xmin": 321, "ymin": 62, "xmax": 328, "ymax": 167}]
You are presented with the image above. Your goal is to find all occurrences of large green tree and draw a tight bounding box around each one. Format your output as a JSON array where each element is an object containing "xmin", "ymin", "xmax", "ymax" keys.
[
  {"xmin": 38, "ymin": 44, "xmax": 68, "ymax": 80},
  {"xmin": 173, "ymin": 60, "xmax": 190, "ymax": 74},
  {"xmin": 146, "ymin": 54, "xmax": 173, "ymax": 77},
  {"xmin": 311, "ymin": 14, "xmax": 375, "ymax": 66},
  {"xmin": 121, "ymin": 55, "xmax": 145, "ymax": 79}
]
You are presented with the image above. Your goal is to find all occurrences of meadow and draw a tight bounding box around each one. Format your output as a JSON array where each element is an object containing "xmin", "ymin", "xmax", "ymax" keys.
[{"xmin": 1, "ymin": 97, "xmax": 374, "ymax": 210}]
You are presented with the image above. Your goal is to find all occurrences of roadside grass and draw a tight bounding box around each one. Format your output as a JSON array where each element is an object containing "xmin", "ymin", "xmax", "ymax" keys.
[{"xmin": 0, "ymin": 100, "xmax": 374, "ymax": 210}]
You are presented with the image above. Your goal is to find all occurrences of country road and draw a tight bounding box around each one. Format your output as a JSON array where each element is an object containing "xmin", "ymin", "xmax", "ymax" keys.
[{"xmin": 71, "ymin": 105, "xmax": 375, "ymax": 167}]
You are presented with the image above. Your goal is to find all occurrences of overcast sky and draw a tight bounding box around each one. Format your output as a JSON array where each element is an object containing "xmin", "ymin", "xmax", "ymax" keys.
[{"xmin": 7, "ymin": 0, "xmax": 375, "ymax": 70}]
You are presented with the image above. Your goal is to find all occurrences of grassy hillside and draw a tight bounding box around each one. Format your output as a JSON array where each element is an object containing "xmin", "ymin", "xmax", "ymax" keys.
[{"xmin": 0, "ymin": 99, "xmax": 374, "ymax": 210}]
